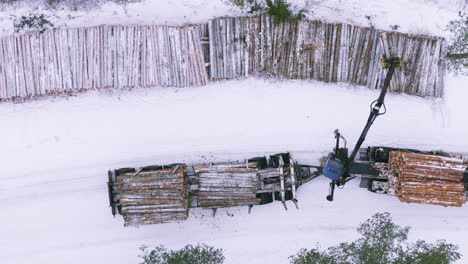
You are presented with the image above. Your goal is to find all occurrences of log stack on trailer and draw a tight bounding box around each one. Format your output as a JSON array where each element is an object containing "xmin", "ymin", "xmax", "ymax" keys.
[
  {"xmin": 194, "ymin": 162, "xmax": 261, "ymax": 209},
  {"xmin": 187, "ymin": 153, "xmax": 308, "ymax": 211},
  {"xmin": 110, "ymin": 166, "xmax": 189, "ymax": 226},
  {"xmin": 388, "ymin": 151, "xmax": 466, "ymax": 207},
  {"xmin": 107, "ymin": 153, "xmax": 320, "ymax": 226}
]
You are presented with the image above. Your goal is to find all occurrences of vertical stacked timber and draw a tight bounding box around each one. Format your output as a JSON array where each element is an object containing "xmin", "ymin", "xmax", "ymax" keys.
[
  {"xmin": 113, "ymin": 168, "xmax": 189, "ymax": 226},
  {"xmin": 380, "ymin": 32, "xmax": 447, "ymax": 97},
  {"xmin": 0, "ymin": 16, "xmax": 446, "ymax": 101},
  {"xmin": 0, "ymin": 24, "xmax": 209, "ymax": 101},
  {"xmin": 198, "ymin": 24, "xmax": 211, "ymax": 78},
  {"xmin": 194, "ymin": 162, "xmax": 261, "ymax": 208},
  {"xmin": 208, "ymin": 14, "xmax": 446, "ymax": 98},
  {"xmin": 388, "ymin": 151, "xmax": 466, "ymax": 207}
]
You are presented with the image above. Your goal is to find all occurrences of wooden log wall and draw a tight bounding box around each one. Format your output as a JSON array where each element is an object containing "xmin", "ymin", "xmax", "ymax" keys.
[
  {"xmin": 0, "ymin": 15, "xmax": 446, "ymax": 101},
  {"xmin": 0, "ymin": 24, "xmax": 209, "ymax": 101},
  {"xmin": 113, "ymin": 168, "xmax": 189, "ymax": 226},
  {"xmin": 209, "ymin": 15, "xmax": 446, "ymax": 98},
  {"xmin": 388, "ymin": 151, "xmax": 466, "ymax": 207}
]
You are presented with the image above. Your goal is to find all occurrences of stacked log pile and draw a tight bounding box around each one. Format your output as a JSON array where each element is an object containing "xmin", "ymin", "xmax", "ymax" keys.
[
  {"xmin": 209, "ymin": 15, "xmax": 446, "ymax": 98},
  {"xmin": 107, "ymin": 154, "xmax": 319, "ymax": 225},
  {"xmin": 194, "ymin": 162, "xmax": 261, "ymax": 208},
  {"xmin": 388, "ymin": 151, "xmax": 466, "ymax": 207},
  {"xmin": 113, "ymin": 168, "xmax": 189, "ymax": 226},
  {"xmin": 0, "ymin": 15, "xmax": 447, "ymax": 102},
  {"xmin": 0, "ymin": 24, "xmax": 208, "ymax": 101}
]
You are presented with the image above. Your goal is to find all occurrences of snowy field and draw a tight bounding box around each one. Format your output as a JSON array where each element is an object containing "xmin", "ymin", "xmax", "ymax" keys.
[{"xmin": 0, "ymin": 0, "xmax": 467, "ymax": 263}]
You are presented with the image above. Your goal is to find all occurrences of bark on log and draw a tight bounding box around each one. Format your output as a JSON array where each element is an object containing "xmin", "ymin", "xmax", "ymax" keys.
[{"xmin": 388, "ymin": 150, "xmax": 465, "ymax": 207}]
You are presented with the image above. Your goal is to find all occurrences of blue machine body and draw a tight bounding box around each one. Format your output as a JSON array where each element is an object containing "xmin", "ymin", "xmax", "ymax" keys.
[{"xmin": 323, "ymin": 153, "xmax": 345, "ymax": 180}]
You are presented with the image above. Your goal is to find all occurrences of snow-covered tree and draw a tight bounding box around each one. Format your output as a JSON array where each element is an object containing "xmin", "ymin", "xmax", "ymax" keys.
[
  {"xmin": 447, "ymin": 12, "xmax": 468, "ymax": 75},
  {"xmin": 290, "ymin": 212, "xmax": 461, "ymax": 264},
  {"xmin": 139, "ymin": 244, "xmax": 225, "ymax": 264}
]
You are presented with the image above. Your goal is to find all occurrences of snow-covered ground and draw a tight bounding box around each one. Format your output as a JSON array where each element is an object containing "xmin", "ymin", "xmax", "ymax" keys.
[
  {"xmin": 0, "ymin": 0, "xmax": 464, "ymax": 37},
  {"xmin": 1, "ymin": 75, "xmax": 467, "ymax": 264},
  {"xmin": 3, "ymin": 175, "xmax": 468, "ymax": 264},
  {"xmin": 1, "ymin": 76, "xmax": 467, "ymax": 178},
  {"xmin": 1, "ymin": 0, "xmax": 468, "ymax": 263}
]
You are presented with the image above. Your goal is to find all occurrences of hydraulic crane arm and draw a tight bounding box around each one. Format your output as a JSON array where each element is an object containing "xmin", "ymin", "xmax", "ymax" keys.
[
  {"xmin": 323, "ymin": 57, "xmax": 402, "ymax": 201},
  {"xmin": 347, "ymin": 57, "xmax": 401, "ymax": 165}
]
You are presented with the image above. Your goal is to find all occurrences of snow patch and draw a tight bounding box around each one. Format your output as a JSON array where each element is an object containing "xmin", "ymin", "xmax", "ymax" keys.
[{"xmin": 0, "ymin": 0, "xmax": 463, "ymax": 37}]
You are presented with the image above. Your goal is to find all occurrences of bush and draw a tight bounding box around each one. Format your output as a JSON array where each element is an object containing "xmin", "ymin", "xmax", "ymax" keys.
[
  {"xmin": 46, "ymin": 0, "xmax": 60, "ymax": 6},
  {"xmin": 399, "ymin": 240, "xmax": 462, "ymax": 264},
  {"xmin": 46, "ymin": 0, "xmax": 140, "ymax": 10},
  {"xmin": 14, "ymin": 14, "xmax": 54, "ymax": 34},
  {"xmin": 228, "ymin": 0, "xmax": 266, "ymax": 14},
  {"xmin": 0, "ymin": 0, "xmax": 21, "ymax": 3},
  {"xmin": 139, "ymin": 243, "xmax": 225, "ymax": 264},
  {"xmin": 229, "ymin": 0, "xmax": 306, "ymax": 22},
  {"xmin": 0, "ymin": 0, "xmax": 141, "ymax": 9},
  {"xmin": 290, "ymin": 248, "xmax": 336, "ymax": 264},
  {"xmin": 290, "ymin": 212, "xmax": 461, "ymax": 264},
  {"xmin": 266, "ymin": 0, "xmax": 305, "ymax": 24}
]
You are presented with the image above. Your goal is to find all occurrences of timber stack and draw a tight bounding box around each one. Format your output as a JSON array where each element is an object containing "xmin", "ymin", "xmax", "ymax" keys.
[
  {"xmin": 111, "ymin": 166, "xmax": 189, "ymax": 226},
  {"xmin": 0, "ymin": 25, "xmax": 208, "ymax": 101},
  {"xmin": 1, "ymin": 14, "xmax": 447, "ymax": 102},
  {"xmin": 208, "ymin": 15, "xmax": 446, "ymax": 98},
  {"xmin": 388, "ymin": 151, "xmax": 466, "ymax": 207},
  {"xmin": 194, "ymin": 162, "xmax": 261, "ymax": 208},
  {"xmin": 107, "ymin": 153, "xmax": 320, "ymax": 226}
]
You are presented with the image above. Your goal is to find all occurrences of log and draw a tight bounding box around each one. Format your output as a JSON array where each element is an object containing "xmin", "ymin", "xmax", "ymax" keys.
[
  {"xmin": 113, "ymin": 166, "xmax": 189, "ymax": 226},
  {"xmin": 388, "ymin": 150, "xmax": 465, "ymax": 207}
]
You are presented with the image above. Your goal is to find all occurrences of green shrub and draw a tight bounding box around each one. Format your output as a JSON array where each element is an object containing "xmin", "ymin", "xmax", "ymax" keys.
[
  {"xmin": 290, "ymin": 248, "xmax": 336, "ymax": 264},
  {"xmin": 290, "ymin": 212, "xmax": 461, "ymax": 264},
  {"xmin": 229, "ymin": 0, "xmax": 249, "ymax": 7},
  {"xmin": 228, "ymin": 0, "xmax": 265, "ymax": 13},
  {"xmin": 398, "ymin": 239, "xmax": 462, "ymax": 264},
  {"xmin": 139, "ymin": 243, "xmax": 225, "ymax": 264},
  {"xmin": 229, "ymin": 0, "xmax": 305, "ymax": 21},
  {"xmin": 46, "ymin": 0, "xmax": 61, "ymax": 6},
  {"xmin": 0, "ymin": 0, "xmax": 141, "ymax": 10},
  {"xmin": 0, "ymin": 0, "xmax": 21, "ymax": 3},
  {"xmin": 14, "ymin": 14, "xmax": 54, "ymax": 34},
  {"xmin": 266, "ymin": 0, "xmax": 305, "ymax": 24}
]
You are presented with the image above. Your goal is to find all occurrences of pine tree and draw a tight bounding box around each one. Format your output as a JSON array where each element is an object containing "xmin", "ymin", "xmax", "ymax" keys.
[{"xmin": 447, "ymin": 12, "xmax": 468, "ymax": 75}]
